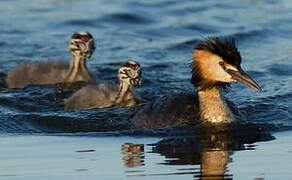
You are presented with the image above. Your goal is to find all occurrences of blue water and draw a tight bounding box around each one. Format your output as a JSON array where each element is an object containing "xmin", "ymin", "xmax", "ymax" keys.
[{"xmin": 0, "ymin": 0, "xmax": 291, "ymax": 179}]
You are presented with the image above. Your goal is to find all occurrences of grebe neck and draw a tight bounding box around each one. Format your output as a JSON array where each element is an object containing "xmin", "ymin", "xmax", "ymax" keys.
[
  {"xmin": 64, "ymin": 55, "xmax": 91, "ymax": 82},
  {"xmin": 115, "ymin": 81, "xmax": 133, "ymax": 104},
  {"xmin": 197, "ymin": 87, "xmax": 236, "ymax": 124},
  {"xmin": 113, "ymin": 81, "xmax": 136, "ymax": 108}
]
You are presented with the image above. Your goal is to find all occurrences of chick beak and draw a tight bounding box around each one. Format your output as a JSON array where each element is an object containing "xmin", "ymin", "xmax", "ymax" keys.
[
  {"xmin": 226, "ymin": 67, "xmax": 262, "ymax": 91},
  {"xmin": 86, "ymin": 51, "xmax": 93, "ymax": 59},
  {"xmin": 136, "ymin": 78, "xmax": 142, "ymax": 86},
  {"xmin": 86, "ymin": 41, "xmax": 95, "ymax": 60},
  {"xmin": 131, "ymin": 77, "xmax": 142, "ymax": 86}
]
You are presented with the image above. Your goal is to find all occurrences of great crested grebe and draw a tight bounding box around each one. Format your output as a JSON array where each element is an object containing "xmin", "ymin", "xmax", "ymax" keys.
[
  {"xmin": 132, "ymin": 37, "xmax": 261, "ymax": 129},
  {"xmin": 65, "ymin": 61, "xmax": 142, "ymax": 111},
  {"xmin": 6, "ymin": 31, "xmax": 96, "ymax": 88}
]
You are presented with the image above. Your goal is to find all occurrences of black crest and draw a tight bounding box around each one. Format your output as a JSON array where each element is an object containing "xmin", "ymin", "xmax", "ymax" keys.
[{"xmin": 196, "ymin": 37, "xmax": 241, "ymax": 67}]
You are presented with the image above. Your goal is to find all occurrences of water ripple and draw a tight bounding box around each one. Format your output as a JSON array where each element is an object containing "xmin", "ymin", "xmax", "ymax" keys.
[
  {"xmin": 63, "ymin": 18, "xmax": 104, "ymax": 28},
  {"xmin": 0, "ymin": 0, "xmax": 291, "ymax": 136},
  {"xmin": 103, "ymin": 12, "xmax": 154, "ymax": 25}
]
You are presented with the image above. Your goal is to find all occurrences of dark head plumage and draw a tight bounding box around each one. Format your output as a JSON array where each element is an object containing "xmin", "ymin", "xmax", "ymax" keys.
[
  {"xmin": 69, "ymin": 31, "xmax": 95, "ymax": 59},
  {"xmin": 121, "ymin": 61, "xmax": 141, "ymax": 70},
  {"xmin": 71, "ymin": 32, "xmax": 93, "ymax": 40},
  {"xmin": 191, "ymin": 37, "xmax": 262, "ymax": 92},
  {"xmin": 191, "ymin": 37, "xmax": 242, "ymax": 90},
  {"xmin": 196, "ymin": 37, "xmax": 241, "ymax": 67}
]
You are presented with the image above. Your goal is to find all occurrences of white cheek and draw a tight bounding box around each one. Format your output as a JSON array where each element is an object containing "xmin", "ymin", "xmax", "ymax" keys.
[
  {"xmin": 212, "ymin": 66, "xmax": 230, "ymax": 80},
  {"xmin": 226, "ymin": 73, "xmax": 233, "ymax": 80},
  {"xmin": 222, "ymin": 72, "xmax": 236, "ymax": 82},
  {"xmin": 213, "ymin": 68, "xmax": 236, "ymax": 82}
]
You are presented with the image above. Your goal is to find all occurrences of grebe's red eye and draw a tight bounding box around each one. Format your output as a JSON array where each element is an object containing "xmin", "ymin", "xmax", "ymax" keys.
[
  {"xmin": 81, "ymin": 35, "xmax": 89, "ymax": 41},
  {"xmin": 219, "ymin": 61, "xmax": 225, "ymax": 66}
]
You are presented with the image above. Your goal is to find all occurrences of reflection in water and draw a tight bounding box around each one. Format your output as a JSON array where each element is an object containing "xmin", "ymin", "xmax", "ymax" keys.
[
  {"xmin": 122, "ymin": 132, "xmax": 274, "ymax": 179},
  {"xmin": 121, "ymin": 143, "xmax": 144, "ymax": 167},
  {"xmin": 200, "ymin": 150, "xmax": 231, "ymax": 180}
]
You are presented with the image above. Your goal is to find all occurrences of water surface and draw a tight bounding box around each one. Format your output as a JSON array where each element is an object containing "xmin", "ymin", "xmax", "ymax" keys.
[{"xmin": 0, "ymin": 0, "xmax": 291, "ymax": 179}]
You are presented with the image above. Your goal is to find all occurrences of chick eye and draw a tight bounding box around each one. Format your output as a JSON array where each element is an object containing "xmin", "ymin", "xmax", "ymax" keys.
[{"xmin": 219, "ymin": 61, "xmax": 225, "ymax": 66}]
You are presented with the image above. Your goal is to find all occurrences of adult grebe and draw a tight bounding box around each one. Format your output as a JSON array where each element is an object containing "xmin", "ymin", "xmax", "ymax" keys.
[
  {"xmin": 132, "ymin": 37, "xmax": 261, "ymax": 129},
  {"xmin": 6, "ymin": 31, "xmax": 96, "ymax": 88},
  {"xmin": 64, "ymin": 61, "xmax": 142, "ymax": 111}
]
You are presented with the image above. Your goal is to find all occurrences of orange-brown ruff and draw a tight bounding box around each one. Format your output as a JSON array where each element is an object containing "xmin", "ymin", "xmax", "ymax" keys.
[{"xmin": 132, "ymin": 37, "xmax": 261, "ymax": 129}]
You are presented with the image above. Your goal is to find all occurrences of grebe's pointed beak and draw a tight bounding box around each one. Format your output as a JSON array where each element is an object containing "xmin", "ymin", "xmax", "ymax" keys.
[{"xmin": 227, "ymin": 68, "xmax": 262, "ymax": 91}]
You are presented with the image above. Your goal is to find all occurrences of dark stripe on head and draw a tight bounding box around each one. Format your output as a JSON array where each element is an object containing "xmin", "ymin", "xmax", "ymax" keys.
[
  {"xmin": 121, "ymin": 61, "xmax": 140, "ymax": 70},
  {"xmin": 71, "ymin": 32, "xmax": 81, "ymax": 39},
  {"xmin": 71, "ymin": 32, "xmax": 93, "ymax": 40}
]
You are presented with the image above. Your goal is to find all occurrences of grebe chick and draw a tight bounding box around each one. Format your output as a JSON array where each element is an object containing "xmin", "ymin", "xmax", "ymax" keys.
[
  {"xmin": 6, "ymin": 31, "xmax": 96, "ymax": 88},
  {"xmin": 65, "ymin": 61, "xmax": 142, "ymax": 111},
  {"xmin": 132, "ymin": 37, "xmax": 261, "ymax": 129}
]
